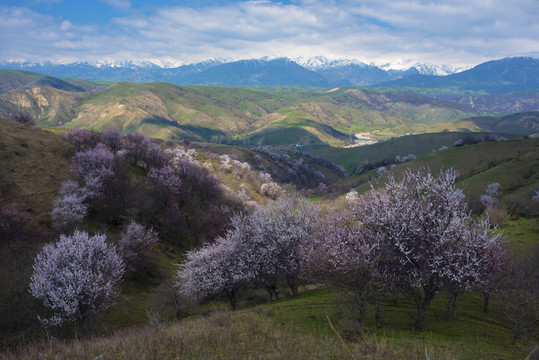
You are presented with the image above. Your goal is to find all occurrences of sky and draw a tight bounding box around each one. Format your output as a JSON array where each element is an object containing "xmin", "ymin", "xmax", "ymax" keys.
[{"xmin": 1, "ymin": 0, "xmax": 538, "ymax": 67}]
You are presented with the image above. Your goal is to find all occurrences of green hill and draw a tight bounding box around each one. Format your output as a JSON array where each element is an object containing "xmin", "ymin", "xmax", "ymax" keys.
[
  {"xmin": 0, "ymin": 70, "xmax": 108, "ymax": 93},
  {"xmin": 438, "ymin": 112, "xmax": 539, "ymax": 135}
]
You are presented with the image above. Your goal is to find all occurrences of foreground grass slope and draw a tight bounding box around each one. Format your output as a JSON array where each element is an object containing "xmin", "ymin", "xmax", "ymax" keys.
[{"xmin": 2, "ymin": 288, "xmax": 534, "ymax": 359}]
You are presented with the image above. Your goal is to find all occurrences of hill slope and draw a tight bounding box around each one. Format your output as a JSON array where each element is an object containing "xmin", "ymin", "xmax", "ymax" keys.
[{"xmin": 0, "ymin": 117, "xmax": 73, "ymax": 224}]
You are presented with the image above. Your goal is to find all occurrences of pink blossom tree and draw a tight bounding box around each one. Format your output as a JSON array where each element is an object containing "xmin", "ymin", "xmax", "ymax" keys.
[
  {"xmin": 302, "ymin": 208, "xmax": 384, "ymax": 330},
  {"xmin": 65, "ymin": 128, "xmax": 102, "ymax": 151},
  {"xmin": 349, "ymin": 168, "xmax": 503, "ymax": 329},
  {"xmin": 71, "ymin": 144, "xmax": 115, "ymax": 198},
  {"xmin": 146, "ymin": 165, "xmax": 182, "ymax": 202},
  {"xmin": 176, "ymin": 197, "xmax": 319, "ymax": 306},
  {"xmin": 263, "ymin": 197, "xmax": 319, "ymax": 296},
  {"xmin": 28, "ymin": 230, "xmax": 124, "ymax": 331},
  {"xmin": 441, "ymin": 218, "xmax": 504, "ymax": 317},
  {"xmin": 50, "ymin": 181, "xmax": 88, "ymax": 232}
]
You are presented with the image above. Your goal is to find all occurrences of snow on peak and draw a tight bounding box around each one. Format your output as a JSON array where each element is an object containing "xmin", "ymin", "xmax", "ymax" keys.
[
  {"xmin": 292, "ymin": 56, "xmax": 369, "ymax": 70},
  {"xmin": 375, "ymin": 59, "xmax": 469, "ymax": 76}
]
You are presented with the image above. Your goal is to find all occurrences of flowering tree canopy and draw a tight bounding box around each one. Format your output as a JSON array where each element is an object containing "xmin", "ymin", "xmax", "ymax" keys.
[
  {"xmin": 29, "ymin": 230, "xmax": 124, "ymax": 328},
  {"xmin": 176, "ymin": 230, "xmax": 250, "ymax": 309},
  {"xmin": 346, "ymin": 168, "xmax": 503, "ymax": 328}
]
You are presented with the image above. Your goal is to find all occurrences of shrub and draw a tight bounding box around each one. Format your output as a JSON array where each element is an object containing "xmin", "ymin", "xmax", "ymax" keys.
[
  {"xmin": 0, "ymin": 208, "xmax": 33, "ymax": 244},
  {"xmin": 485, "ymin": 183, "xmax": 501, "ymax": 197},
  {"xmin": 118, "ymin": 220, "xmax": 158, "ymax": 273},
  {"xmin": 65, "ymin": 129, "xmax": 102, "ymax": 151},
  {"xmin": 9, "ymin": 110, "xmax": 35, "ymax": 126},
  {"xmin": 260, "ymin": 182, "xmax": 283, "ymax": 199}
]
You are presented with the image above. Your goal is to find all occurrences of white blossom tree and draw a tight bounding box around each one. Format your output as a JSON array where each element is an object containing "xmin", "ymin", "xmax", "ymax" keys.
[
  {"xmin": 50, "ymin": 181, "xmax": 88, "ymax": 232},
  {"xmin": 176, "ymin": 226, "xmax": 251, "ymax": 309},
  {"xmin": 29, "ymin": 230, "xmax": 124, "ymax": 330},
  {"xmin": 348, "ymin": 168, "xmax": 503, "ymax": 329}
]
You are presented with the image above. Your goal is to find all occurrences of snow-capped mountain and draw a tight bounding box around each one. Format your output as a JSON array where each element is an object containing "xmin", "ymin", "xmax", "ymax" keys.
[
  {"xmin": 376, "ymin": 59, "xmax": 470, "ymax": 76},
  {"xmin": 292, "ymin": 56, "xmax": 369, "ymax": 71},
  {"xmin": 0, "ymin": 56, "xmax": 486, "ymax": 87}
]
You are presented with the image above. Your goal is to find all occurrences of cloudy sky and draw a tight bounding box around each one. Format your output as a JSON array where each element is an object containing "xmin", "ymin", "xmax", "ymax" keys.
[{"xmin": 1, "ymin": 0, "xmax": 538, "ymax": 67}]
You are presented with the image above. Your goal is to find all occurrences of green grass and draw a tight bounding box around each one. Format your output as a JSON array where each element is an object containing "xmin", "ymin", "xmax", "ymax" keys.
[
  {"xmin": 2, "ymin": 287, "xmax": 533, "ymax": 359},
  {"xmin": 498, "ymin": 217, "xmax": 539, "ymax": 255},
  {"xmin": 308, "ymin": 132, "xmax": 492, "ymax": 172}
]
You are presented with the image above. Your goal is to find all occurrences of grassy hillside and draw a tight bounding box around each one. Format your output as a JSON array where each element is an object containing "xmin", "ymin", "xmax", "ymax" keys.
[
  {"xmin": 0, "ymin": 70, "xmax": 108, "ymax": 93},
  {"xmin": 307, "ymin": 132, "xmax": 498, "ymax": 172},
  {"xmin": 10, "ymin": 70, "xmax": 536, "ymax": 146},
  {"xmin": 437, "ymin": 111, "xmax": 539, "ymax": 135},
  {"xmin": 0, "ymin": 117, "xmax": 73, "ymax": 224},
  {"xmin": 1, "ymin": 287, "xmax": 534, "ymax": 359},
  {"xmin": 330, "ymin": 138, "xmax": 538, "ymax": 219}
]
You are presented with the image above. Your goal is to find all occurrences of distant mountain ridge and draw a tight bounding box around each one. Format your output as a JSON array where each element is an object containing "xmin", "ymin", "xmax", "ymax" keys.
[
  {"xmin": 0, "ymin": 56, "xmax": 470, "ymax": 87},
  {"xmin": 379, "ymin": 57, "xmax": 539, "ymax": 94}
]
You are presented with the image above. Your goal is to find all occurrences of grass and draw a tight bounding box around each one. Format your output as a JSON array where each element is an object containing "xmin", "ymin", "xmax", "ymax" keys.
[
  {"xmin": 308, "ymin": 132, "xmax": 493, "ymax": 172},
  {"xmin": 498, "ymin": 217, "xmax": 539, "ymax": 256},
  {"xmin": 0, "ymin": 117, "xmax": 73, "ymax": 225},
  {"xmin": 1, "ymin": 287, "xmax": 533, "ymax": 359}
]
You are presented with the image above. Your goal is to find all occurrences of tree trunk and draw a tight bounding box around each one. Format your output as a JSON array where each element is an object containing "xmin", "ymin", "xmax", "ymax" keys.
[
  {"xmin": 482, "ymin": 291, "xmax": 490, "ymax": 314},
  {"xmin": 412, "ymin": 282, "xmax": 438, "ymax": 330},
  {"xmin": 446, "ymin": 291, "xmax": 459, "ymax": 318},
  {"xmin": 227, "ymin": 290, "xmax": 237, "ymax": 310},
  {"xmin": 287, "ymin": 276, "xmax": 298, "ymax": 297},
  {"xmin": 375, "ymin": 302, "xmax": 384, "ymax": 328},
  {"xmin": 450, "ymin": 294, "xmax": 458, "ymax": 318}
]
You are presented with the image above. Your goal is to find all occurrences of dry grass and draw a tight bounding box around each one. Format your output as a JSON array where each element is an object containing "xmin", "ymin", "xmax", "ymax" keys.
[{"xmin": 1, "ymin": 302, "xmax": 488, "ymax": 360}]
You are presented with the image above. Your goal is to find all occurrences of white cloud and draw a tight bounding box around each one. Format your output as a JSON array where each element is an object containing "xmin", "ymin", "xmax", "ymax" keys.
[{"xmin": 1, "ymin": 0, "xmax": 538, "ymax": 66}]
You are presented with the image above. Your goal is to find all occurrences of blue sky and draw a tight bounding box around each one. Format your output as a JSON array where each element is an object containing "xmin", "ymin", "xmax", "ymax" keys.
[{"xmin": 1, "ymin": 0, "xmax": 538, "ymax": 66}]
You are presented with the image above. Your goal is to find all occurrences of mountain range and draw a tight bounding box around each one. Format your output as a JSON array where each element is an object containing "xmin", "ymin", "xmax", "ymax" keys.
[{"xmin": 0, "ymin": 56, "xmax": 474, "ymax": 87}]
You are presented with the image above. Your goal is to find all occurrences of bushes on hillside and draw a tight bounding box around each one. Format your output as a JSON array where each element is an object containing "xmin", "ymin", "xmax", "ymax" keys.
[
  {"xmin": 9, "ymin": 110, "xmax": 35, "ymax": 126},
  {"xmin": 0, "ymin": 208, "xmax": 37, "ymax": 244}
]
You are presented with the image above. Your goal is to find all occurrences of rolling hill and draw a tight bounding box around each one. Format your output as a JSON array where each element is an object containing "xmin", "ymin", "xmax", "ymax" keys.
[{"xmin": 0, "ymin": 69, "xmax": 538, "ymax": 147}]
